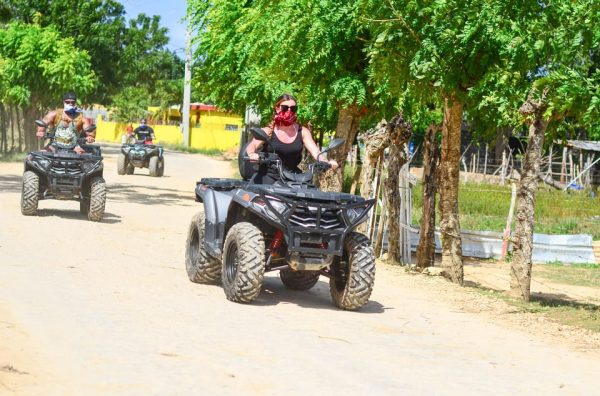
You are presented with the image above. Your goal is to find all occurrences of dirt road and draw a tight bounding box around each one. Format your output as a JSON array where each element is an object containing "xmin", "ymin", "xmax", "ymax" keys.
[{"xmin": 1, "ymin": 145, "xmax": 599, "ymax": 395}]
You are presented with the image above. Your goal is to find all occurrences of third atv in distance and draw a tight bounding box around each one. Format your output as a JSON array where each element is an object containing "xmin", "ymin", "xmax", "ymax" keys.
[{"xmin": 118, "ymin": 136, "xmax": 165, "ymax": 177}]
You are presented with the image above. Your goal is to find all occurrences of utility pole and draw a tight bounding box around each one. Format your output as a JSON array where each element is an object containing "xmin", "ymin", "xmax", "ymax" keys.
[{"xmin": 182, "ymin": 25, "xmax": 192, "ymax": 147}]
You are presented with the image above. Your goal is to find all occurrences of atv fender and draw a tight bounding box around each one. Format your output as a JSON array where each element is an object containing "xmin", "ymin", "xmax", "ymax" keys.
[{"xmin": 198, "ymin": 187, "xmax": 235, "ymax": 258}]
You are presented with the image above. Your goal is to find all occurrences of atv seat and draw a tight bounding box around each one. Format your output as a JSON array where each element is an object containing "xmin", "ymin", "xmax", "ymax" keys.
[{"xmin": 282, "ymin": 170, "xmax": 313, "ymax": 183}]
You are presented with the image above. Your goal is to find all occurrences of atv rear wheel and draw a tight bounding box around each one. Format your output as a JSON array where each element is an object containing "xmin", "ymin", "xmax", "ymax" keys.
[
  {"xmin": 280, "ymin": 269, "xmax": 320, "ymax": 291},
  {"xmin": 117, "ymin": 153, "xmax": 128, "ymax": 175},
  {"xmin": 222, "ymin": 222, "xmax": 265, "ymax": 303},
  {"xmin": 329, "ymin": 232, "xmax": 376, "ymax": 310},
  {"xmin": 21, "ymin": 171, "xmax": 39, "ymax": 215},
  {"xmin": 185, "ymin": 211, "xmax": 220, "ymax": 283},
  {"xmin": 87, "ymin": 177, "xmax": 106, "ymax": 222},
  {"xmin": 149, "ymin": 156, "xmax": 159, "ymax": 177}
]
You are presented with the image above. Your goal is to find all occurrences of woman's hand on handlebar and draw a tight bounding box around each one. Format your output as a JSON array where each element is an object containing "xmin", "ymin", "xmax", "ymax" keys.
[
  {"xmin": 328, "ymin": 159, "xmax": 339, "ymax": 171},
  {"xmin": 85, "ymin": 135, "xmax": 95, "ymax": 144},
  {"xmin": 248, "ymin": 152, "xmax": 260, "ymax": 162}
]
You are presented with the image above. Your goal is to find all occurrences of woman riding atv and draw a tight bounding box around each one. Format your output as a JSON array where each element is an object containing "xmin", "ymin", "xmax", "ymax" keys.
[{"xmin": 245, "ymin": 94, "xmax": 338, "ymax": 185}]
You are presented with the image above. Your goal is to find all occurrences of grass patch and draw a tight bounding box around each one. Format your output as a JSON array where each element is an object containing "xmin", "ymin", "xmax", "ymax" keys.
[
  {"xmin": 411, "ymin": 182, "xmax": 600, "ymax": 238},
  {"xmin": 535, "ymin": 263, "xmax": 600, "ymax": 288},
  {"xmin": 469, "ymin": 284, "xmax": 600, "ymax": 333}
]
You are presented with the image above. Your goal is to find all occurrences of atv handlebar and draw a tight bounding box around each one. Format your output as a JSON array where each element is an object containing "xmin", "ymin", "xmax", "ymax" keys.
[{"xmin": 311, "ymin": 161, "xmax": 332, "ymax": 171}]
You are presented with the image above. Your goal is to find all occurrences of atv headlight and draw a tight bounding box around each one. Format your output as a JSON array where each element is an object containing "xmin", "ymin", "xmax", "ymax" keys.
[
  {"xmin": 346, "ymin": 206, "xmax": 368, "ymax": 224},
  {"xmin": 269, "ymin": 199, "xmax": 289, "ymax": 215},
  {"xmin": 36, "ymin": 157, "xmax": 51, "ymax": 170}
]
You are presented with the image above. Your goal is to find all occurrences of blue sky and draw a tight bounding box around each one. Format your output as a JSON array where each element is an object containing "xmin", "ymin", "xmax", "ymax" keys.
[{"xmin": 122, "ymin": 0, "xmax": 187, "ymax": 53}]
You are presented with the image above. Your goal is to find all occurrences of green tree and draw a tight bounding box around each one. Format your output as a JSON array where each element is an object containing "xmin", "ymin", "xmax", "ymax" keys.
[
  {"xmin": 0, "ymin": 21, "xmax": 96, "ymax": 149},
  {"xmin": 361, "ymin": 0, "xmax": 554, "ymax": 283},
  {"xmin": 110, "ymin": 86, "xmax": 151, "ymax": 123},
  {"xmin": 3, "ymin": 0, "xmax": 126, "ymax": 103},
  {"xmin": 189, "ymin": 0, "xmax": 388, "ymax": 190}
]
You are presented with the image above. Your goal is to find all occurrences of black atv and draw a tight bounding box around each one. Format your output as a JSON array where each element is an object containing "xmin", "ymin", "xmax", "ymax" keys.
[
  {"xmin": 117, "ymin": 137, "xmax": 164, "ymax": 177},
  {"xmin": 185, "ymin": 127, "xmax": 376, "ymax": 310},
  {"xmin": 21, "ymin": 120, "xmax": 106, "ymax": 221}
]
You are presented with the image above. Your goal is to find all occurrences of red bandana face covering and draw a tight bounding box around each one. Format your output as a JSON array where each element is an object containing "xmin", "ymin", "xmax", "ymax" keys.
[{"xmin": 273, "ymin": 110, "xmax": 297, "ymax": 126}]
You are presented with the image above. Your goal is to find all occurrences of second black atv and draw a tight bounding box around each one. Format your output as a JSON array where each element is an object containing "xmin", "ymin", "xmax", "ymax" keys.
[
  {"xmin": 185, "ymin": 127, "xmax": 376, "ymax": 310},
  {"xmin": 117, "ymin": 137, "xmax": 164, "ymax": 177},
  {"xmin": 21, "ymin": 120, "xmax": 106, "ymax": 221}
]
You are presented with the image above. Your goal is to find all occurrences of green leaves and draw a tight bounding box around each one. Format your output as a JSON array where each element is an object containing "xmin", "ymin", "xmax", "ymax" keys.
[{"xmin": 0, "ymin": 22, "xmax": 96, "ymax": 106}]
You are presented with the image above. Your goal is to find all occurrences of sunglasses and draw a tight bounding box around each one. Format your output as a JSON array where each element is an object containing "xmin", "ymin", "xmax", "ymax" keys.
[
  {"xmin": 279, "ymin": 104, "xmax": 298, "ymax": 112},
  {"xmin": 64, "ymin": 100, "xmax": 76, "ymax": 105}
]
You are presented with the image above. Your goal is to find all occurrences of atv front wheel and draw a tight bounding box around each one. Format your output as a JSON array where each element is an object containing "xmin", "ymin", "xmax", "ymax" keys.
[
  {"xmin": 185, "ymin": 211, "xmax": 221, "ymax": 283},
  {"xmin": 87, "ymin": 176, "xmax": 106, "ymax": 222},
  {"xmin": 222, "ymin": 222, "xmax": 265, "ymax": 303},
  {"xmin": 21, "ymin": 171, "xmax": 39, "ymax": 215},
  {"xmin": 117, "ymin": 153, "xmax": 128, "ymax": 175},
  {"xmin": 329, "ymin": 232, "xmax": 376, "ymax": 310},
  {"xmin": 149, "ymin": 156, "xmax": 159, "ymax": 177},
  {"xmin": 280, "ymin": 269, "xmax": 320, "ymax": 291}
]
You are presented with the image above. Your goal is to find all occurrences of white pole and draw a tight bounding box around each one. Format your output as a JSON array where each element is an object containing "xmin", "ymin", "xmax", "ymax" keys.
[{"xmin": 182, "ymin": 25, "xmax": 192, "ymax": 148}]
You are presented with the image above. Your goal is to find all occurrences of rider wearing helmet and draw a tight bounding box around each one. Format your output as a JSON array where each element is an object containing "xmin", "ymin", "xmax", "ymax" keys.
[{"xmin": 36, "ymin": 92, "xmax": 95, "ymax": 154}]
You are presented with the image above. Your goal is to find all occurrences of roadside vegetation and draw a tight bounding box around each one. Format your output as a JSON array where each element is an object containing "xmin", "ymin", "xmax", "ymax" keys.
[{"xmin": 412, "ymin": 182, "xmax": 600, "ymax": 238}]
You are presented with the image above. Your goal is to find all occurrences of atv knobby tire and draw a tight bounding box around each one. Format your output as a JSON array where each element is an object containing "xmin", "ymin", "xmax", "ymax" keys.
[
  {"xmin": 21, "ymin": 171, "xmax": 39, "ymax": 215},
  {"xmin": 87, "ymin": 176, "xmax": 106, "ymax": 222},
  {"xmin": 329, "ymin": 232, "xmax": 376, "ymax": 310},
  {"xmin": 117, "ymin": 153, "xmax": 128, "ymax": 175},
  {"xmin": 222, "ymin": 222, "xmax": 265, "ymax": 303},
  {"xmin": 185, "ymin": 211, "xmax": 220, "ymax": 283},
  {"xmin": 149, "ymin": 156, "xmax": 159, "ymax": 177},
  {"xmin": 280, "ymin": 269, "xmax": 320, "ymax": 291}
]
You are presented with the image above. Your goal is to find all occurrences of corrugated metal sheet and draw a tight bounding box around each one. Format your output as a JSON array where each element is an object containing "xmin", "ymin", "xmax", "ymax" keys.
[
  {"xmin": 560, "ymin": 140, "xmax": 600, "ymax": 152},
  {"xmin": 384, "ymin": 227, "xmax": 597, "ymax": 264}
]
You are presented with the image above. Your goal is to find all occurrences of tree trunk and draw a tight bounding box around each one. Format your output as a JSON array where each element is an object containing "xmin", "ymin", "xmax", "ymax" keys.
[
  {"xmin": 0, "ymin": 103, "xmax": 7, "ymax": 154},
  {"xmin": 357, "ymin": 120, "xmax": 389, "ymax": 234},
  {"xmin": 16, "ymin": 106, "xmax": 23, "ymax": 152},
  {"xmin": 22, "ymin": 105, "xmax": 38, "ymax": 151},
  {"xmin": 416, "ymin": 123, "xmax": 441, "ymax": 270},
  {"xmin": 383, "ymin": 115, "xmax": 412, "ymax": 264},
  {"xmin": 319, "ymin": 106, "xmax": 362, "ymax": 192},
  {"xmin": 439, "ymin": 93, "xmax": 464, "ymax": 284},
  {"xmin": 359, "ymin": 120, "xmax": 389, "ymax": 199},
  {"xmin": 510, "ymin": 95, "xmax": 549, "ymax": 302}
]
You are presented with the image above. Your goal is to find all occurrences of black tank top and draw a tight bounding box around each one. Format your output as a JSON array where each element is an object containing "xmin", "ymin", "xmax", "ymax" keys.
[{"xmin": 269, "ymin": 124, "xmax": 303, "ymax": 172}]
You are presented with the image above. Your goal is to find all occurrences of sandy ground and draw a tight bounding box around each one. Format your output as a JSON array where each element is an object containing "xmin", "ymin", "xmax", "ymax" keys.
[{"xmin": 1, "ymin": 145, "xmax": 599, "ymax": 396}]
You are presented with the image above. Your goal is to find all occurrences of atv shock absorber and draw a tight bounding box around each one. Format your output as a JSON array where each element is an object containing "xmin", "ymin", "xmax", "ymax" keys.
[{"xmin": 270, "ymin": 229, "xmax": 284, "ymax": 257}]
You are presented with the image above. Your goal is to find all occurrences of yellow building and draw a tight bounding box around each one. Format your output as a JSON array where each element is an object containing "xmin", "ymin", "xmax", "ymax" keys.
[{"xmin": 95, "ymin": 104, "xmax": 243, "ymax": 151}]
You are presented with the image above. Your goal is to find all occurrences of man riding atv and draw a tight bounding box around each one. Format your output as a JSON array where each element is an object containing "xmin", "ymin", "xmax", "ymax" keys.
[
  {"xmin": 36, "ymin": 92, "xmax": 95, "ymax": 154},
  {"xmin": 128, "ymin": 118, "xmax": 155, "ymax": 144}
]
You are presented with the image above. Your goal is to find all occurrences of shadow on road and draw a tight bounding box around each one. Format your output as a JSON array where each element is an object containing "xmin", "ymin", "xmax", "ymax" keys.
[
  {"xmin": 109, "ymin": 183, "xmax": 194, "ymax": 206},
  {"xmin": 0, "ymin": 174, "xmax": 22, "ymax": 193},
  {"xmin": 254, "ymin": 277, "xmax": 385, "ymax": 313},
  {"xmin": 37, "ymin": 209, "xmax": 122, "ymax": 224}
]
